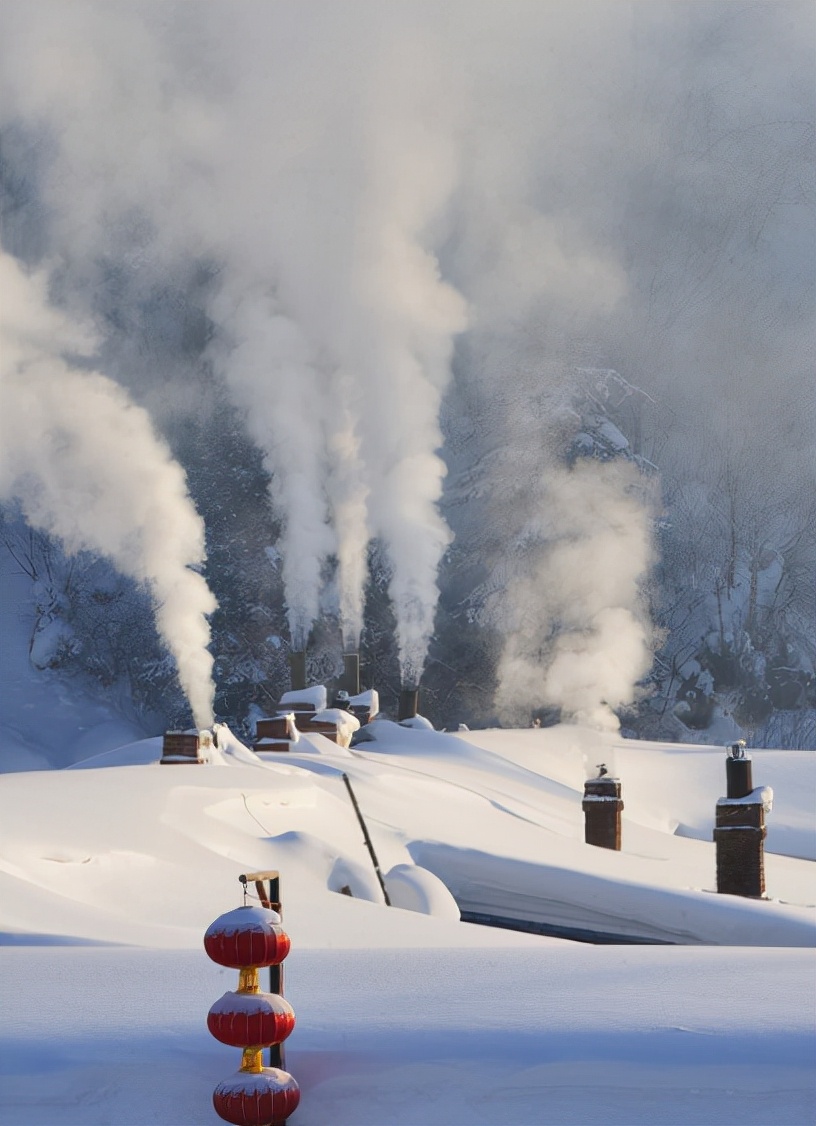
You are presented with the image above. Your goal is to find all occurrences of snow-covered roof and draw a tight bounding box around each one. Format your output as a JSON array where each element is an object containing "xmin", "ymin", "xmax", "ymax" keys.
[
  {"xmin": 399, "ymin": 714, "xmax": 434, "ymax": 730},
  {"xmin": 350, "ymin": 688, "xmax": 379, "ymax": 712},
  {"xmin": 279, "ymin": 685, "xmax": 327, "ymax": 710},
  {"xmin": 717, "ymin": 786, "xmax": 774, "ymax": 812},
  {"xmin": 310, "ymin": 708, "xmax": 361, "ymax": 737}
]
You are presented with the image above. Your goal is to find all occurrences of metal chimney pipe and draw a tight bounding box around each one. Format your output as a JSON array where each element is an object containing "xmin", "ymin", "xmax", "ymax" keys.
[
  {"xmin": 398, "ymin": 687, "xmax": 419, "ymax": 721},
  {"xmin": 342, "ymin": 653, "xmax": 360, "ymax": 697},
  {"xmin": 725, "ymin": 742, "xmax": 753, "ymax": 798},
  {"xmin": 289, "ymin": 651, "xmax": 307, "ymax": 691}
]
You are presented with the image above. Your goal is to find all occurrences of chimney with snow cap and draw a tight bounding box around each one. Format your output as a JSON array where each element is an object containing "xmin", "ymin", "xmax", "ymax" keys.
[
  {"xmin": 714, "ymin": 742, "xmax": 772, "ymax": 898},
  {"xmin": 582, "ymin": 764, "xmax": 623, "ymax": 850},
  {"xmin": 160, "ymin": 729, "xmax": 204, "ymax": 765}
]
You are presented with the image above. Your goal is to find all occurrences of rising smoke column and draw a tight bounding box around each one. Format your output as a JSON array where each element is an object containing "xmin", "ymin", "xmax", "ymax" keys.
[
  {"xmin": 207, "ymin": 283, "xmax": 336, "ymax": 652},
  {"xmin": 2, "ymin": 1, "xmax": 810, "ymax": 726},
  {"xmin": 0, "ymin": 1, "xmax": 642, "ymax": 698},
  {"xmin": 195, "ymin": 4, "xmax": 468, "ymax": 678},
  {"xmin": 492, "ymin": 461, "xmax": 655, "ymax": 730},
  {"xmin": 323, "ymin": 394, "xmax": 370, "ymax": 651},
  {"xmin": 440, "ymin": 5, "xmax": 649, "ymax": 727},
  {"xmin": 0, "ymin": 249, "xmax": 217, "ymax": 727}
]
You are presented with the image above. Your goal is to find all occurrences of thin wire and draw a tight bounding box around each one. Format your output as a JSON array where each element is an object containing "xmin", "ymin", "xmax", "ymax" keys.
[{"xmin": 241, "ymin": 791, "xmax": 272, "ymax": 835}]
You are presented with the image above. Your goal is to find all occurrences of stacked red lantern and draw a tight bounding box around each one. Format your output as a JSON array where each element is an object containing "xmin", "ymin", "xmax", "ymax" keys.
[{"xmin": 205, "ymin": 904, "xmax": 300, "ymax": 1126}]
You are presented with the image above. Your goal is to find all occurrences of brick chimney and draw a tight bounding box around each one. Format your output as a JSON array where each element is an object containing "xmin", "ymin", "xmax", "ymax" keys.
[
  {"xmin": 714, "ymin": 742, "xmax": 772, "ymax": 898},
  {"xmin": 160, "ymin": 730, "xmax": 203, "ymax": 765},
  {"xmin": 582, "ymin": 764, "xmax": 623, "ymax": 850}
]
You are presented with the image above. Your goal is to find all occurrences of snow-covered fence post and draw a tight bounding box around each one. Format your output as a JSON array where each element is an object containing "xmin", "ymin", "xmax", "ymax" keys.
[
  {"xmin": 582, "ymin": 765, "xmax": 623, "ymax": 850},
  {"xmin": 205, "ymin": 896, "xmax": 299, "ymax": 1126},
  {"xmin": 714, "ymin": 742, "xmax": 773, "ymax": 898}
]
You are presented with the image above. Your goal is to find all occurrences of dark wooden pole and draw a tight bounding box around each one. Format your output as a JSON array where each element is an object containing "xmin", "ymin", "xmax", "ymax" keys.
[
  {"xmin": 266, "ymin": 872, "xmax": 284, "ymax": 1069},
  {"xmin": 342, "ymin": 774, "xmax": 391, "ymax": 906}
]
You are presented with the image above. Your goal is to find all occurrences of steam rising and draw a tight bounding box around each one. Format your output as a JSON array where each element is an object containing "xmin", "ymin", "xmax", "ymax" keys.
[
  {"xmin": 0, "ymin": 250, "xmax": 217, "ymax": 727},
  {"xmin": 1, "ymin": 2, "xmax": 811, "ymax": 722},
  {"xmin": 493, "ymin": 462, "xmax": 655, "ymax": 729},
  {"xmin": 200, "ymin": 8, "xmax": 469, "ymax": 670},
  {"xmin": 207, "ymin": 284, "xmax": 335, "ymax": 652}
]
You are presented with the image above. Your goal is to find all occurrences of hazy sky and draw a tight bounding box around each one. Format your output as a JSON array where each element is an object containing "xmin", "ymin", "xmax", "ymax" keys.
[{"xmin": 0, "ymin": 2, "xmax": 812, "ymax": 719}]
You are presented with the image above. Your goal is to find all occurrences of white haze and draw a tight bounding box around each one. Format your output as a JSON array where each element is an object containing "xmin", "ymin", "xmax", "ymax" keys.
[
  {"xmin": 0, "ymin": 1, "xmax": 811, "ymax": 721},
  {"xmin": 493, "ymin": 462, "xmax": 655, "ymax": 730},
  {"xmin": 0, "ymin": 250, "xmax": 217, "ymax": 728}
]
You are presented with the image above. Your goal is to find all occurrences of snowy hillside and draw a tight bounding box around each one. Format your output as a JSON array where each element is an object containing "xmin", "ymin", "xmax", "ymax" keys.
[{"xmin": 1, "ymin": 721, "xmax": 814, "ymax": 1124}]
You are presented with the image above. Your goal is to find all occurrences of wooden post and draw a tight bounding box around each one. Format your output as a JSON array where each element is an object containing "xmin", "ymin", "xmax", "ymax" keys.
[
  {"xmin": 239, "ymin": 870, "xmax": 285, "ymax": 1068},
  {"xmin": 341, "ymin": 774, "xmax": 391, "ymax": 906}
]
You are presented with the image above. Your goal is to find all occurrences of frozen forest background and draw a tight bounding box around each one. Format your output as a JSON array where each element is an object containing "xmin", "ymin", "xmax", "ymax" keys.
[{"xmin": 0, "ymin": 3, "xmax": 813, "ymax": 749}]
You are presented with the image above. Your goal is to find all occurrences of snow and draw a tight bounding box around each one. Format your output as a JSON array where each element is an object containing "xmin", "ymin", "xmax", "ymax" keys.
[
  {"xmin": 0, "ymin": 547, "xmax": 145, "ymax": 772},
  {"xmin": 209, "ymin": 990, "xmax": 293, "ymax": 1016},
  {"xmin": 382, "ymin": 863, "xmax": 461, "ymax": 920},
  {"xmin": 215, "ymin": 1068, "xmax": 298, "ymax": 1096},
  {"xmin": 205, "ymin": 905, "xmax": 283, "ymax": 936},
  {"xmin": 0, "ymin": 713, "xmax": 814, "ymax": 1124},
  {"xmin": 349, "ymin": 688, "xmax": 379, "ymax": 713},
  {"xmin": 398, "ymin": 712, "xmax": 435, "ymax": 730},
  {"xmin": 717, "ymin": 786, "xmax": 774, "ymax": 812},
  {"xmin": 279, "ymin": 686, "xmax": 328, "ymax": 711},
  {"xmin": 309, "ymin": 708, "xmax": 360, "ymax": 737}
]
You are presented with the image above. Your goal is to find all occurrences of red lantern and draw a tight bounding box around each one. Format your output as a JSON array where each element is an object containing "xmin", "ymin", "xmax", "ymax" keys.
[
  {"xmin": 213, "ymin": 1068, "xmax": 300, "ymax": 1126},
  {"xmin": 204, "ymin": 905, "xmax": 291, "ymax": 968},
  {"xmin": 206, "ymin": 891, "xmax": 298, "ymax": 1124},
  {"xmin": 208, "ymin": 990, "xmax": 296, "ymax": 1048}
]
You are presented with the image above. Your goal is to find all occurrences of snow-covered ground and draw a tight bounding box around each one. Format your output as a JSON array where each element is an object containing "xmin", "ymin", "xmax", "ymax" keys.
[
  {"xmin": 0, "ymin": 712, "xmax": 814, "ymax": 1125},
  {"xmin": 0, "ymin": 563, "xmax": 814, "ymax": 1123}
]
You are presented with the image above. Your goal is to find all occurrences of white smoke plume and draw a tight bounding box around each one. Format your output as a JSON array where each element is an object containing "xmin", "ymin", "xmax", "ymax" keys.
[
  {"xmin": 196, "ymin": 7, "xmax": 469, "ymax": 673},
  {"xmin": 0, "ymin": 2, "xmax": 467, "ymax": 669},
  {"xmin": 323, "ymin": 398, "xmax": 370, "ymax": 651},
  {"xmin": 207, "ymin": 281, "xmax": 336, "ymax": 652},
  {"xmin": 493, "ymin": 462, "xmax": 655, "ymax": 730},
  {"xmin": 0, "ymin": 1, "xmax": 810, "ymax": 722},
  {"xmin": 0, "ymin": 249, "xmax": 217, "ymax": 727}
]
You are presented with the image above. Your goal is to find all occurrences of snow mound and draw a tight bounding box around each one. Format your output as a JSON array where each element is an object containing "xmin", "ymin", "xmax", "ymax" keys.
[{"xmin": 384, "ymin": 863, "xmax": 461, "ymax": 920}]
